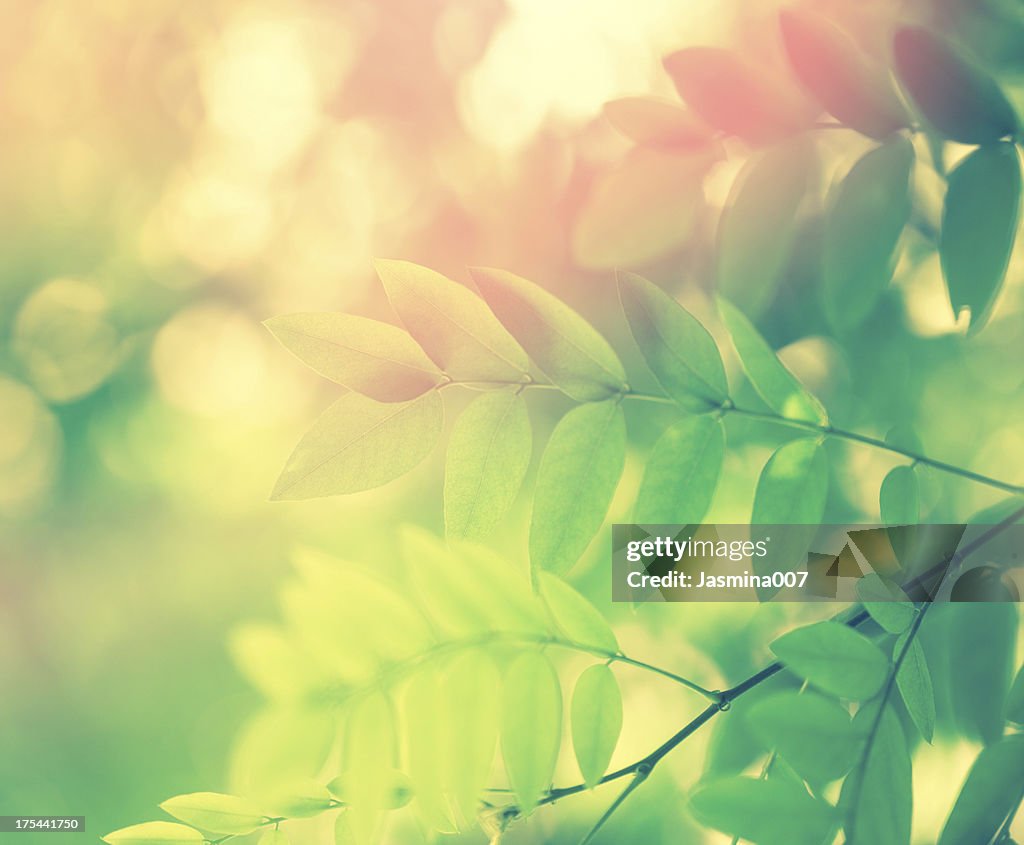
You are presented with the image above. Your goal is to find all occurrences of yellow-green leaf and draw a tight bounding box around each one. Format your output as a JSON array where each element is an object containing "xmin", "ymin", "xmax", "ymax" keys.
[
  {"xmin": 103, "ymin": 823, "xmax": 204, "ymax": 845},
  {"xmin": 258, "ymin": 781, "xmax": 333, "ymax": 819},
  {"xmin": 344, "ymin": 692, "xmax": 396, "ymax": 844},
  {"xmin": 856, "ymin": 573, "xmax": 915, "ymax": 634},
  {"xmin": 501, "ymin": 652, "xmax": 562, "ymax": 812},
  {"xmin": 571, "ymin": 147, "xmax": 718, "ymax": 269},
  {"xmin": 444, "ymin": 390, "xmax": 531, "ymax": 540},
  {"xmin": 634, "ymin": 415, "xmax": 724, "ymax": 524},
  {"xmin": 779, "ymin": 9, "xmax": 909, "ymax": 139},
  {"xmin": 571, "ymin": 664, "xmax": 622, "ymax": 788},
  {"xmin": 538, "ymin": 572, "xmax": 618, "ymax": 653},
  {"xmin": 617, "ymin": 271, "xmax": 728, "ymax": 411},
  {"xmin": 893, "ymin": 27, "xmax": 1018, "ymax": 144},
  {"xmin": 265, "ymin": 313, "xmax": 442, "ymax": 401},
  {"xmin": 602, "ymin": 97, "xmax": 715, "ymax": 150},
  {"xmin": 375, "ymin": 259, "xmax": 529, "ymax": 382},
  {"xmin": 751, "ymin": 439, "xmax": 829, "ymax": 526},
  {"xmin": 938, "ymin": 736, "xmax": 1024, "ymax": 845},
  {"xmin": 770, "ymin": 621, "xmax": 888, "ymax": 700},
  {"xmin": 159, "ymin": 793, "xmax": 264, "ymax": 835},
  {"xmin": 880, "ymin": 465, "xmax": 919, "ymax": 526},
  {"xmin": 401, "ymin": 670, "xmax": 455, "ymax": 832},
  {"xmin": 271, "ymin": 391, "xmax": 443, "ymax": 500},
  {"xmin": 328, "ymin": 770, "xmax": 412, "ymax": 810},
  {"xmin": 895, "ymin": 632, "xmax": 935, "ymax": 742},
  {"xmin": 259, "ymin": 830, "xmax": 289, "ymax": 845},
  {"xmin": 842, "ymin": 707, "xmax": 912, "ymax": 845},
  {"xmin": 716, "ymin": 138, "xmax": 818, "ymax": 317},
  {"xmin": 823, "ymin": 138, "xmax": 915, "ymax": 330},
  {"xmin": 530, "ymin": 401, "xmax": 626, "ymax": 574},
  {"xmin": 940, "ymin": 142, "xmax": 1021, "ymax": 333},
  {"xmin": 718, "ymin": 298, "xmax": 827, "ymax": 424},
  {"xmin": 471, "ymin": 267, "xmax": 627, "ymax": 401}
]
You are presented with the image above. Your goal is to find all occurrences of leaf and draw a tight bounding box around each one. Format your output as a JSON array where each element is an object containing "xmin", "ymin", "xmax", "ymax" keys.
[
  {"xmin": 602, "ymin": 97, "xmax": 715, "ymax": 149},
  {"xmin": 948, "ymin": 603, "xmax": 1017, "ymax": 744},
  {"xmin": 688, "ymin": 777, "xmax": 837, "ymax": 845},
  {"xmin": 893, "ymin": 27, "xmax": 1019, "ymax": 144},
  {"xmin": 856, "ymin": 573, "xmax": 915, "ymax": 634},
  {"xmin": 842, "ymin": 707, "xmax": 912, "ymax": 845},
  {"xmin": 264, "ymin": 313, "xmax": 442, "ymax": 402},
  {"xmin": 401, "ymin": 670, "xmax": 455, "ymax": 832},
  {"xmin": 402, "ymin": 528, "xmax": 548, "ymax": 637},
  {"xmin": 572, "ymin": 147, "xmax": 719, "ymax": 269},
  {"xmin": 634, "ymin": 415, "xmax": 724, "ymax": 524},
  {"xmin": 530, "ymin": 401, "xmax": 626, "ymax": 574},
  {"xmin": 375, "ymin": 259, "xmax": 529, "ymax": 382},
  {"xmin": 440, "ymin": 651, "xmax": 501, "ymax": 829},
  {"xmin": 894, "ymin": 632, "xmax": 936, "ymax": 742},
  {"xmin": 880, "ymin": 465, "xmax": 919, "ymax": 526},
  {"xmin": 259, "ymin": 781, "xmax": 333, "ymax": 819},
  {"xmin": 159, "ymin": 793, "xmax": 264, "ymax": 835},
  {"xmin": 328, "ymin": 770, "xmax": 412, "ymax": 810},
  {"xmin": 779, "ymin": 9, "xmax": 909, "ymax": 139},
  {"xmin": 718, "ymin": 298, "xmax": 827, "ymax": 424},
  {"xmin": 270, "ymin": 391, "xmax": 443, "ymax": 500},
  {"xmin": 444, "ymin": 390, "xmax": 532, "ymax": 540},
  {"xmin": 343, "ymin": 692, "xmax": 397, "ymax": 844},
  {"xmin": 617, "ymin": 271, "xmax": 729, "ymax": 411},
  {"xmin": 471, "ymin": 267, "xmax": 627, "ymax": 401},
  {"xmin": 716, "ymin": 138, "xmax": 818, "ymax": 318},
  {"xmin": 103, "ymin": 823, "xmax": 204, "ymax": 845},
  {"xmin": 663, "ymin": 48, "xmax": 809, "ymax": 144},
  {"xmin": 571, "ymin": 664, "xmax": 622, "ymax": 788},
  {"xmin": 940, "ymin": 142, "xmax": 1021, "ymax": 333},
  {"xmin": 538, "ymin": 571, "xmax": 618, "ymax": 653},
  {"xmin": 770, "ymin": 621, "xmax": 888, "ymax": 699},
  {"xmin": 746, "ymin": 691, "xmax": 860, "ymax": 786},
  {"xmin": 259, "ymin": 831, "xmax": 289, "ymax": 845},
  {"xmin": 501, "ymin": 652, "xmax": 563, "ymax": 812},
  {"xmin": 938, "ymin": 735, "xmax": 1024, "ymax": 845},
  {"xmin": 823, "ymin": 138, "xmax": 915, "ymax": 330},
  {"xmin": 1008, "ymin": 663, "xmax": 1024, "ymax": 724},
  {"xmin": 751, "ymin": 438, "xmax": 828, "ymax": 524}
]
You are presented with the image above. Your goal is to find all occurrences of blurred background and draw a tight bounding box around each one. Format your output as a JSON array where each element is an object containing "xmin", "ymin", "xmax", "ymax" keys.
[{"xmin": 1, "ymin": 0, "xmax": 1023, "ymax": 842}]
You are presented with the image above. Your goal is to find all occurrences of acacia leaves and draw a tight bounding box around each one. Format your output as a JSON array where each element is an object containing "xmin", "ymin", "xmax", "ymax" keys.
[
  {"xmin": 770, "ymin": 622, "xmax": 887, "ymax": 699},
  {"xmin": 940, "ymin": 143, "xmax": 1021, "ymax": 332},
  {"xmin": 530, "ymin": 401, "xmax": 625, "ymax": 575},
  {"xmin": 159, "ymin": 793, "xmax": 264, "ymax": 835},
  {"xmin": 103, "ymin": 823, "xmax": 205, "ymax": 845},
  {"xmin": 271, "ymin": 391, "xmax": 443, "ymax": 500},
  {"xmin": 571, "ymin": 665, "xmax": 622, "ymax": 789},
  {"xmin": 938, "ymin": 736, "xmax": 1024, "ymax": 845},
  {"xmin": 502, "ymin": 653, "xmax": 562, "ymax": 812},
  {"xmin": 444, "ymin": 390, "xmax": 531, "ymax": 540}
]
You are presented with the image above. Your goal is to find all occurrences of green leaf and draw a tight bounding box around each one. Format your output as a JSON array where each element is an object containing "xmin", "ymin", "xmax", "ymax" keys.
[
  {"xmin": 893, "ymin": 27, "xmax": 1019, "ymax": 144},
  {"xmin": 501, "ymin": 652, "xmax": 562, "ymax": 812},
  {"xmin": 823, "ymin": 138, "xmax": 915, "ymax": 330},
  {"xmin": 689, "ymin": 777, "xmax": 837, "ymax": 845},
  {"xmin": 634, "ymin": 415, "xmax": 724, "ymax": 524},
  {"xmin": 572, "ymin": 147, "xmax": 720, "ymax": 269},
  {"xmin": 270, "ymin": 391, "xmax": 443, "ymax": 500},
  {"xmin": 228, "ymin": 708, "xmax": 336, "ymax": 796},
  {"xmin": 779, "ymin": 9, "xmax": 909, "ymax": 139},
  {"xmin": 471, "ymin": 268, "xmax": 627, "ymax": 401},
  {"xmin": 617, "ymin": 271, "xmax": 729, "ymax": 411},
  {"xmin": 602, "ymin": 97, "xmax": 715, "ymax": 150},
  {"xmin": 571, "ymin": 664, "xmax": 622, "ymax": 788},
  {"xmin": 401, "ymin": 670, "xmax": 455, "ymax": 832},
  {"xmin": 940, "ymin": 142, "xmax": 1021, "ymax": 333},
  {"xmin": 663, "ymin": 48, "xmax": 810, "ymax": 144},
  {"xmin": 264, "ymin": 313, "xmax": 442, "ymax": 402},
  {"xmin": 948, "ymin": 603, "xmax": 1017, "ymax": 744},
  {"xmin": 441, "ymin": 651, "xmax": 501, "ymax": 828},
  {"xmin": 894, "ymin": 632, "xmax": 935, "ymax": 742},
  {"xmin": 746, "ymin": 691, "xmax": 860, "ymax": 786},
  {"xmin": 103, "ymin": 823, "xmax": 204, "ymax": 845},
  {"xmin": 530, "ymin": 401, "xmax": 626, "ymax": 575},
  {"xmin": 880, "ymin": 465, "xmax": 919, "ymax": 526},
  {"xmin": 259, "ymin": 830, "xmax": 289, "ymax": 845},
  {"xmin": 538, "ymin": 571, "xmax": 618, "ymax": 653},
  {"xmin": 402, "ymin": 527, "xmax": 548, "ymax": 637},
  {"xmin": 259, "ymin": 781, "xmax": 333, "ymax": 819},
  {"xmin": 842, "ymin": 707, "xmax": 912, "ymax": 845},
  {"xmin": 718, "ymin": 298, "xmax": 827, "ymax": 424},
  {"xmin": 328, "ymin": 770, "xmax": 412, "ymax": 810},
  {"xmin": 1008, "ymin": 663, "xmax": 1024, "ymax": 724},
  {"xmin": 159, "ymin": 793, "xmax": 264, "ymax": 835},
  {"xmin": 444, "ymin": 390, "xmax": 532, "ymax": 540},
  {"xmin": 751, "ymin": 439, "xmax": 828, "ymax": 525},
  {"xmin": 770, "ymin": 621, "xmax": 888, "ymax": 699},
  {"xmin": 856, "ymin": 573, "xmax": 915, "ymax": 634},
  {"xmin": 344, "ymin": 692, "xmax": 396, "ymax": 844},
  {"xmin": 716, "ymin": 138, "xmax": 817, "ymax": 318},
  {"xmin": 375, "ymin": 259, "xmax": 529, "ymax": 382},
  {"xmin": 938, "ymin": 735, "xmax": 1024, "ymax": 845}
]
